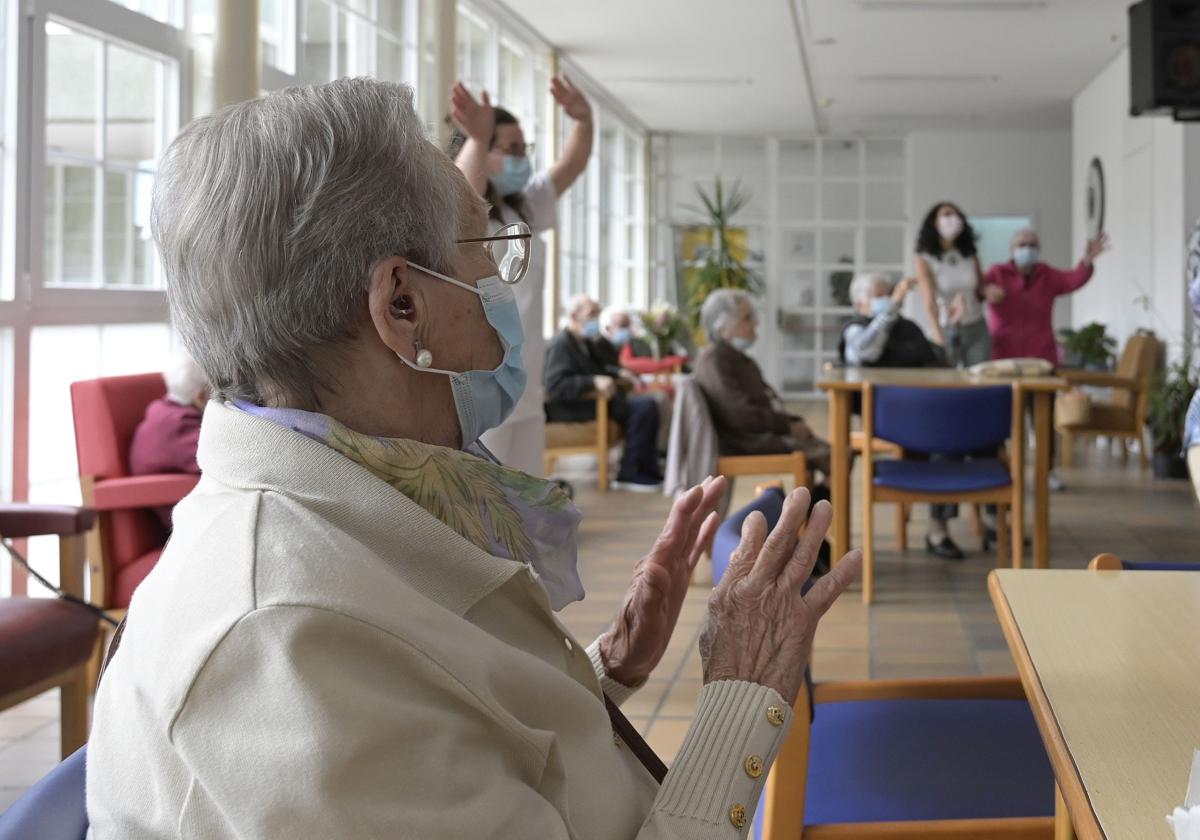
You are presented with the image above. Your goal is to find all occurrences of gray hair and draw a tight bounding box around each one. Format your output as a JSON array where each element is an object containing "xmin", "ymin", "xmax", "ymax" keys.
[
  {"xmin": 154, "ymin": 78, "xmax": 463, "ymax": 406},
  {"xmin": 564, "ymin": 293, "xmax": 597, "ymax": 324},
  {"xmin": 599, "ymin": 304, "xmax": 628, "ymax": 332},
  {"xmin": 164, "ymin": 354, "xmax": 207, "ymax": 405},
  {"xmin": 849, "ymin": 272, "xmax": 892, "ymax": 305},
  {"xmin": 701, "ymin": 288, "xmax": 752, "ymax": 342},
  {"xmin": 1010, "ymin": 227, "xmax": 1038, "ymax": 247}
]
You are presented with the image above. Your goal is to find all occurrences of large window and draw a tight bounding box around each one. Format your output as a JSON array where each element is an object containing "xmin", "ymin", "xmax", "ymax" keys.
[
  {"xmin": 553, "ymin": 76, "xmax": 648, "ymax": 324},
  {"xmin": 298, "ymin": 0, "xmax": 419, "ymax": 87},
  {"xmin": 658, "ymin": 135, "xmax": 908, "ymax": 396},
  {"xmin": 43, "ymin": 21, "xmax": 172, "ymax": 288}
]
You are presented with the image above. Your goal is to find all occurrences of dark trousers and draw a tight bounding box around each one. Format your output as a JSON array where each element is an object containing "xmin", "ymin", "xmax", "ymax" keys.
[{"xmin": 612, "ymin": 394, "xmax": 661, "ymax": 482}]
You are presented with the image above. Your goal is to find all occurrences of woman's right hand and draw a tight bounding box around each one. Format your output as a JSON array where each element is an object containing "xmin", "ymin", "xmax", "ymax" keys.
[
  {"xmin": 699, "ymin": 488, "xmax": 861, "ymax": 705},
  {"xmin": 449, "ymin": 82, "xmax": 494, "ymax": 144}
]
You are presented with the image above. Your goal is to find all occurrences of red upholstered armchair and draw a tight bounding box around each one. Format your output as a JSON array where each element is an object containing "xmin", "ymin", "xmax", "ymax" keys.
[{"xmin": 69, "ymin": 374, "xmax": 199, "ymax": 623}]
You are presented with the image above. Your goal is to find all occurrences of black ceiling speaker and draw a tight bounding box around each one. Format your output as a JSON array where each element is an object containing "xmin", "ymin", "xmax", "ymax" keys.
[{"xmin": 1130, "ymin": 0, "xmax": 1200, "ymax": 120}]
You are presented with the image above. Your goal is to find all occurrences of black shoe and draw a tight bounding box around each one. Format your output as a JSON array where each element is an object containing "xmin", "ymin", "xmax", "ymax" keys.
[
  {"xmin": 925, "ymin": 535, "xmax": 965, "ymax": 561},
  {"xmin": 982, "ymin": 527, "xmax": 1031, "ymax": 551}
]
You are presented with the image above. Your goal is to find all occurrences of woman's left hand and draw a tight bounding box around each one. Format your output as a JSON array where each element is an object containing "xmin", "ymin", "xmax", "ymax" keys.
[
  {"xmin": 599, "ymin": 476, "xmax": 727, "ymax": 687},
  {"xmin": 551, "ymin": 75, "xmax": 593, "ymax": 124}
]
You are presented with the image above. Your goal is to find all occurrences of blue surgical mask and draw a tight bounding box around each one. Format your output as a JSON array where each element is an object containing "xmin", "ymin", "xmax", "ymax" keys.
[
  {"xmin": 581, "ymin": 318, "xmax": 600, "ymax": 339},
  {"xmin": 870, "ymin": 297, "xmax": 892, "ymax": 317},
  {"xmin": 611, "ymin": 327, "xmax": 631, "ymax": 346},
  {"xmin": 398, "ymin": 265, "xmax": 527, "ymax": 447},
  {"xmin": 1014, "ymin": 246, "xmax": 1038, "ymax": 269},
  {"xmin": 491, "ymin": 155, "xmax": 532, "ymax": 197},
  {"xmin": 730, "ymin": 336, "xmax": 755, "ymax": 353}
]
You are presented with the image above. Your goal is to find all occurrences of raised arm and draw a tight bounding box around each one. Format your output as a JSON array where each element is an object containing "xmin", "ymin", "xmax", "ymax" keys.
[
  {"xmin": 449, "ymin": 82, "xmax": 494, "ymax": 197},
  {"xmin": 914, "ymin": 255, "xmax": 945, "ymax": 346},
  {"xmin": 1050, "ymin": 233, "xmax": 1109, "ymax": 296},
  {"xmin": 548, "ymin": 76, "xmax": 594, "ymax": 196}
]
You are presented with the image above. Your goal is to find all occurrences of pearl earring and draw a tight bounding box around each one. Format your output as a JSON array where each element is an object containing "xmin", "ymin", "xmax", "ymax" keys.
[{"xmin": 414, "ymin": 340, "xmax": 433, "ymax": 369}]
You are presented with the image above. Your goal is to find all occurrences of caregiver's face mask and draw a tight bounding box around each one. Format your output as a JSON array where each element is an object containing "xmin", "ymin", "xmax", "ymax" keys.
[{"xmin": 400, "ymin": 223, "xmax": 532, "ymax": 447}]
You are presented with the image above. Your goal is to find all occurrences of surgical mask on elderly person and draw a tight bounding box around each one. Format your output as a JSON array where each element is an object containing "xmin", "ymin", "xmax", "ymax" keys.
[
  {"xmin": 870, "ymin": 297, "xmax": 892, "ymax": 317},
  {"xmin": 610, "ymin": 327, "xmax": 631, "ymax": 346},
  {"xmin": 937, "ymin": 214, "xmax": 963, "ymax": 241},
  {"xmin": 397, "ymin": 267, "xmax": 527, "ymax": 448},
  {"xmin": 491, "ymin": 155, "xmax": 532, "ymax": 197},
  {"xmin": 581, "ymin": 318, "xmax": 601, "ymax": 339},
  {"xmin": 730, "ymin": 335, "xmax": 755, "ymax": 353},
  {"xmin": 1013, "ymin": 245, "xmax": 1038, "ymax": 269}
]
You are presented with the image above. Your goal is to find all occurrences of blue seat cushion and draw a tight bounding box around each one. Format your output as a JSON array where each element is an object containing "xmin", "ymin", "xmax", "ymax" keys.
[
  {"xmin": 711, "ymin": 487, "xmax": 785, "ymax": 584},
  {"xmin": 1121, "ymin": 559, "xmax": 1200, "ymax": 571},
  {"xmin": 873, "ymin": 459, "xmax": 1011, "ymax": 494},
  {"xmin": 803, "ymin": 698, "xmax": 1053, "ymax": 825},
  {"xmin": 0, "ymin": 745, "xmax": 87, "ymax": 840}
]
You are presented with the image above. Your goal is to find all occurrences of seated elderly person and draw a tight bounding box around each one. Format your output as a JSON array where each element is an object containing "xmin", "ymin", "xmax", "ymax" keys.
[
  {"xmin": 600, "ymin": 304, "xmax": 652, "ymax": 357},
  {"xmin": 546, "ymin": 294, "xmax": 663, "ymax": 491},
  {"xmin": 85, "ymin": 78, "xmax": 863, "ymax": 838},
  {"xmin": 839, "ymin": 273, "xmax": 942, "ymax": 368},
  {"xmin": 128, "ymin": 353, "xmax": 207, "ymax": 527},
  {"xmin": 694, "ymin": 289, "xmax": 831, "ymax": 477}
]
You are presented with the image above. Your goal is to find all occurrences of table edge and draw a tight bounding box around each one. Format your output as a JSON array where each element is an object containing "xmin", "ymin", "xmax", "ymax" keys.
[
  {"xmin": 987, "ymin": 570, "xmax": 1105, "ymax": 840},
  {"xmin": 817, "ymin": 379, "xmax": 1066, "ymax": 392}
]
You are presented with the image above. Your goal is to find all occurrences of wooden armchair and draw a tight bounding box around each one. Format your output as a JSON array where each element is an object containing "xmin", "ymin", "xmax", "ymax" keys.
[
  {"xmin": 544, "ymin": 393, "xmax": 623, "ymax": 491},
  {"xmin": 1056, "ymin": 333, "xmax": 1158, "ymax": 468},
  {"xmin": 760, "ymin": 676, "xmax": 1054, "ymax": 839}
]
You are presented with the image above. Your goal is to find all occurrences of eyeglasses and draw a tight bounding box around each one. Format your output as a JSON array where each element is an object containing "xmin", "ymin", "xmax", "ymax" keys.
[{"xmin": 457, "ymin": 222, "xmax": 532, "ymax": 285}]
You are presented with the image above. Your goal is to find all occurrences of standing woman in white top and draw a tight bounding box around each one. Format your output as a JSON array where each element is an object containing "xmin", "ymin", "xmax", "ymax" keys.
[
  {"xmin": 449, "ymin": 79, "xmax": 594, "ymax": 476},
  {"xmin": 913, "ymin": 202, "xmax": 989, "ymax": 367}
]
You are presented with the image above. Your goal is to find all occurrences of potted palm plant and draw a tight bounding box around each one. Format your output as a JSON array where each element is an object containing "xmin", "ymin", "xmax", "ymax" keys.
[
  {"xmin": 678, "ymin": 178, "xmax": 764, "ymax": 333},
  {"xmin": 1146, "ymin": 355, "xmax": 1197, "ymax": 479},
  {"xmin": 1057, "ymin": 323, "xmax": 1117, "ymax": 370}
]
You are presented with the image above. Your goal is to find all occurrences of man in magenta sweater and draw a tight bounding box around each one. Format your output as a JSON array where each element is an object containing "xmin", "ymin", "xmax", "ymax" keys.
[
  {"xmin": 128, "ymin": 354, "xmax": 207, "ymax": 526},
  {"xmin": 981, "ymin": 228, "xmax": 1109, "ymax": 364},
  {"xmin": 981, "ymin": 227, "xmax": 1110, "ymax": 491}
]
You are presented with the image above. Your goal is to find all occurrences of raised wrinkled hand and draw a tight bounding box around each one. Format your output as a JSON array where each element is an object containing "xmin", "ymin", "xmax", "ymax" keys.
[{"xmin": 699, "ymin": 488, "xmax": 861, "ymax": 705}]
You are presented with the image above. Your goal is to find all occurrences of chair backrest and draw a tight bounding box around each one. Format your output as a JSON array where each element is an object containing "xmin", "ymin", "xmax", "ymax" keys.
[
  {"xmin": 711, "ymin": 487, "xmax": 785, "ymax": 585},
  {"xmin": 70, "ymin": 373, "xmax": 167, "ymax": 481},
  {"xmin": 1112, "ymin": 333, "xmax": 1158, "ymax": 411},
  {"xmin": 870, "ymin": 385, "xmax": 1013, "ymax": 456},
  {"xmin": 69, "ymin": 373, "xmax": 169, "ymax": 608},
  {"xmin": 0, "ymin": 746, "xmax": 87, "ymax": 840}
]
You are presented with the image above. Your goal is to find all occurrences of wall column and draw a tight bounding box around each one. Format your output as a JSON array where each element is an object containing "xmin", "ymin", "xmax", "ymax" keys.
[{"xmin": 213, "ymin": 0, "xmax": 261, "ymax": 110}]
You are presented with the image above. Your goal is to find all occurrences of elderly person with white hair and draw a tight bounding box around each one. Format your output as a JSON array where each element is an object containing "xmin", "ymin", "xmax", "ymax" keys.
[
  {"xmin": 128, "ymin": 353, "xmax": 207, "ymax": 526},
  {"xmin": 545, "ymin": 293, "xmax": 662, "ymax": 490},
  {"xmin": 981, "ymin": 227, "xmax": 1109, "ymax": 365},
  {"xmin": 840, "ymin": 273, "xmax": 941, "ymax": 368},
  {"xmin": 85, "ymin": 79, "xmax": 863, "ymax": 839},
  {"xmin": 693, "ymin": 289, "xmax": 830, "ymax": 476},
  {"xmin": 981, "ymin": 227, "xmax": 1109, "ymax": 493}
]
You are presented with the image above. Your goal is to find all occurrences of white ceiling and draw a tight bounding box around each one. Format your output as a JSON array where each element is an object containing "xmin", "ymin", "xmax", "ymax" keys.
[{"xmin": 501, "ymin": 0, "xmax": 1131, "ymax": 134}]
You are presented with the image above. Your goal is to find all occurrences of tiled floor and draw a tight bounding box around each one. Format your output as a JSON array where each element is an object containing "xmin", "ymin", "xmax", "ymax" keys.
[{"xmin": 3, "ymin": 404, "xmax": 1197, "ymax": 807}]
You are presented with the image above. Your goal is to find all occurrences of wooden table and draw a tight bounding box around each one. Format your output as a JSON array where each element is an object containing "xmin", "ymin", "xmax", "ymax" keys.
[
  {"xmin": 990, "ymin": 569, "xmax": 1200, "ymax": 839},
  {"xmin": 818, "ymin": 368, "xmax": 1065, "ymax": 569}
]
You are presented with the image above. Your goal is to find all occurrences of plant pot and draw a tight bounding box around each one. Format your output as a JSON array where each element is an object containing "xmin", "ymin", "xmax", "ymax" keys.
[{"xmin": 1152, "ymin": 451, "xmax": 1190, "ymax": 480}]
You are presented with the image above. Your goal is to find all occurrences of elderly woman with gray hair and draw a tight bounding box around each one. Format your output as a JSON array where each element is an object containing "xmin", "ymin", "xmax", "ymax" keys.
[
  {"xmin": 85, "ymin": 79, "xmax": 861, "ymax": 839},
  {"xmin": 693, "ymin": 289, "xmax": 831, "ymax": 476}
]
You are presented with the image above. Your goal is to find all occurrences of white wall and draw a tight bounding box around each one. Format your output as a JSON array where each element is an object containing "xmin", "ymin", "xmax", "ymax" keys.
[
  {"xmin": 1071, "ymin": 48, "xmax": 1193, "ymax": 357},
  {"xmin": 907, "ymin": 130, "xmax": 1073, "ymax": 330}
]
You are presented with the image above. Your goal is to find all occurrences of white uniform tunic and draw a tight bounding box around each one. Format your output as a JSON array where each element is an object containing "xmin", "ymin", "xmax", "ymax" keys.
[{"xmin": 480, "ymin": 170, "xmax": 558, "ymax": 476}]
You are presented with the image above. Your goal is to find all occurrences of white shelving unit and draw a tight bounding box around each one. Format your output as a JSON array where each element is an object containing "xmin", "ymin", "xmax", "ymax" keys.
[{"xmin": 658, "ymin": 134, "xmax": 909, "ymax": 397}]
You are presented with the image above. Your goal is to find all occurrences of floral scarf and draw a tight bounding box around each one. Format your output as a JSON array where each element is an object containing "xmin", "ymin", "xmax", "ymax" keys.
[{"xmin": 234, "ymin": 401, "xmax": 584, "ymax": 608}]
